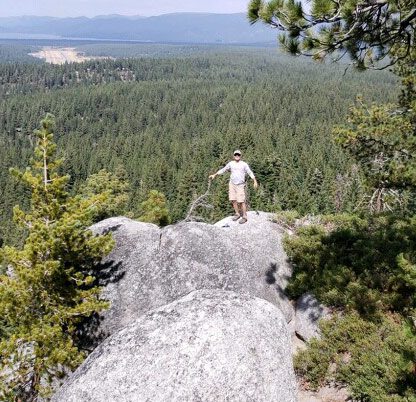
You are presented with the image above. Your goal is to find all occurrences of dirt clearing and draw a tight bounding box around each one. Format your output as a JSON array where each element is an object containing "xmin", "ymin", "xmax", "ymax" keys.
[{"xmin": 29, "ymin": 47, "xmax": 99, "ymax": 64}]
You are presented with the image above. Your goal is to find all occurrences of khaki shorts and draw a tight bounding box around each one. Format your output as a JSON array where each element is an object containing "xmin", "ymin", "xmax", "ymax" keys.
[{"xmin": 229, "ymin": 182, "xmax": 246, "ymax": 203}]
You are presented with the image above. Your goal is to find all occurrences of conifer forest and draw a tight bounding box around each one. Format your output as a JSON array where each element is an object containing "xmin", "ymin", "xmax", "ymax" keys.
[{"xmin": 0, "ymin": 43, "xmax": 398, "ymax": 245}]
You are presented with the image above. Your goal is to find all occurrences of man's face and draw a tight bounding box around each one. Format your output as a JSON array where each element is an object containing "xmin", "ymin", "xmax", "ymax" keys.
[{"xmin": 234, "ymin": 153, "xmax": 241, "ymax": 161}]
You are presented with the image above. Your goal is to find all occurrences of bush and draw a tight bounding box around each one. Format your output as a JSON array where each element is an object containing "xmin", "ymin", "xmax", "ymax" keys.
[
  {"xmin": 138, "ymin": 190, "xmax": 171, "ymax": 226},
  {"xmin": 295, "ymin": 312, "xmax": 416, "ymax": 401},
  {"xmin": 286, "ymin": 212, "xmax": 416, "ymax": 400},
  {"xmin": 285, "ymin": 214, "xmax": 416, "ymax": 318}
]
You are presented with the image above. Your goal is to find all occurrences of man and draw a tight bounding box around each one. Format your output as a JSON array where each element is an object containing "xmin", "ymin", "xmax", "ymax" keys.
[{"xmin": 209, "ymin": 150, "xmax": 258, "ymax": 224}]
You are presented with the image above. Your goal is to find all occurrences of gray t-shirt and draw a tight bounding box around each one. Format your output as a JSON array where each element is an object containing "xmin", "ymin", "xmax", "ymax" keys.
[{"xmin": 216, "ymin": 160, "xmax": 255, "ymax": 185}]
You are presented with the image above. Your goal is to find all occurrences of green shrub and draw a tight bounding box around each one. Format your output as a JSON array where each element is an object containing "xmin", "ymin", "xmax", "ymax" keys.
[
  {"xmin": 138, "ymin": 190, "xmax": 171, "ymax": 226},
  {"xmin": 273, "ymin": 210, "xmax": 300, "ymax": 227},
  {"xmin": 285, "ymin": 214, "xmax": 416, "ymax": 318},
  {"xmin": 287, "ymin": 212, "xmax": 416, "ymax": 400},
  {"xmin": 295, "ymin": 312, "xmax": 416, "ymax": 401}
]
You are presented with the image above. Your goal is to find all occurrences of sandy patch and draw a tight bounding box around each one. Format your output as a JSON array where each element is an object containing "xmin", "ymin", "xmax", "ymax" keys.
[{"xmin": 29, "ymin": 47, "xmax": 97, "ymax": 64}]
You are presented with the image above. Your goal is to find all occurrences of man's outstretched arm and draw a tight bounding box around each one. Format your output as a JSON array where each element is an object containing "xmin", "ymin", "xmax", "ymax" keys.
[{"xmin": 209, "ymin": 163, "xmax": 230, "ymax": 180}]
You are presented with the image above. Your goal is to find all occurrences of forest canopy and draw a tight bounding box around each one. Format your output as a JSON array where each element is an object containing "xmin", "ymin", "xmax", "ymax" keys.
[{"xmin": 0, "ymin": 47, "xmax": 398, "ymax": 245}]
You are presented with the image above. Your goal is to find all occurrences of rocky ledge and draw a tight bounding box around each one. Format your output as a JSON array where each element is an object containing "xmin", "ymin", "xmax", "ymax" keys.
[{"xmin": 53, "ymin": 212, "xmax": 334, "ymax": 401}]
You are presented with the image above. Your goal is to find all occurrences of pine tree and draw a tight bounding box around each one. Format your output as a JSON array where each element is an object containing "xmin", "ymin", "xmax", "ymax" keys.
[
  {"xmin": 248, "ymin": 0, "xmax": 416, "ymax": 69},
  {"xmin": 79, "ymin": 166, "xmax": 130, "ymax": 221},
  {"xmin": 333, "ymin": 95, "xmax": 415, "ymax": 213},
  {"xmin": 138, "ymin": 190, "xmax": 170, "ymax": 226},
  {"xmin": 0, "ymin": 115, "xmax": 114, "ymax": 401},
  {"xmin": 251, "ymin": 153, "xmax": 282, "ymax": 209}
]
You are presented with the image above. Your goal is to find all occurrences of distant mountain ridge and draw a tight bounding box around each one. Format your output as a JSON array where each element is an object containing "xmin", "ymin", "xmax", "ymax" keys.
[{"xmin": 0, "ymin": 13, "xmax": 276, "ymax": 43}]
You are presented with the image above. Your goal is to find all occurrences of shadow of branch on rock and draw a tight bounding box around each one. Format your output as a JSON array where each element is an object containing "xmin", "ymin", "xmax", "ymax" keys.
[
  {"xmin": 102, "ymin": 224, "xmax": 122, "ymax": 234},
  {"xmin": 297, "ymin": 294, "xmax": 325, "ymax": 322},
  {"xmin": 77, "ymin": 258, "xmax": 125, "ymax": 352},
  {"xmin": 265, "ymin": 262, "xmax": 292, "ymax": 303},
  {"xmin": 265, "ymin": 263, "xmax": 277, "ymax": 284},
  {"xmin": 95, "ymin": 259, "xmax": 125, "ymax": 286}
]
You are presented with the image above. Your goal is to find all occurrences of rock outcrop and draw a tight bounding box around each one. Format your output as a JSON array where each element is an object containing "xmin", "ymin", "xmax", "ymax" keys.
[
  {"xmin": 53, "ymin": 290, "xmax": 297, "ymax": 402},
  {"xmin": 53, "ymin": 212, "xmax": 321, "ymax": 401},
  {"xmin": 91, "ymin": 211, "xmax": 293, "ymax": 337}
]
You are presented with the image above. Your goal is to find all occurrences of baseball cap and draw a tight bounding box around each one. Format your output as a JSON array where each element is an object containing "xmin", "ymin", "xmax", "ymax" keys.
[{"xmin": 233, "ymin": 149, "xmax": 242, "ymax": 155}]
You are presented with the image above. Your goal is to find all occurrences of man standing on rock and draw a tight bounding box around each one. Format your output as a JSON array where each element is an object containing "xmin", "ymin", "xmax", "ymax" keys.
[{"xmin": 209, "ymin": 150, "xmax": 258, "ymax": 224}]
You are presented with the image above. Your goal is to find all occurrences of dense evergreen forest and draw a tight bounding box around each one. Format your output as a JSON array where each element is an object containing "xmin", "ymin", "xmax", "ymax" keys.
[
  {"xmin": 77, "ymin": 42, "xmax": 276, "ymax": 59},
  {"xmin": 0, "ymin": 45, "xmax": 399, "ymax": 245},
  {"xmin": 0, "ymin": 41, "xmax": 41, "ymax": 63}
]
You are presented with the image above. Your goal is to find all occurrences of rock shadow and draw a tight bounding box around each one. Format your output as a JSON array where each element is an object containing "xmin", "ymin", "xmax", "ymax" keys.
[
  {"xmin": 265, "ymin": 263, "xmax": 277, "ymax": 284},
  {"xmin": 265, "ymin": 262, "xmax": 291, "ymax": 301},
  {"xmin": 297, "ymin": 294, "xmax": 325, "ymax": 323},
  {"xmin": 78, "ymin": 258, "xmax": 125, "ymax": 351},
  {"xmin": 95, "ymin": 259, "xmax": 124, "ymax": 286},
  {"xmin": 102, "ymin": 223, "xmax": 122, "ymax": 234}
]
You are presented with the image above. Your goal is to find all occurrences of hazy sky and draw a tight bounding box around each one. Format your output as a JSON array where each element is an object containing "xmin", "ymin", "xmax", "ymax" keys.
[{"xmin": 0, "ymin": 0, "xmax": 251, "ymax": 18}]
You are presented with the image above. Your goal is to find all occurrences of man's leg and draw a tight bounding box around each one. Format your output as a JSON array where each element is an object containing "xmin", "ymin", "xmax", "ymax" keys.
[
  {"xmin": 240, "ymin": 202, "xmax": 247, "ymax": 218},
  {"xmin": 237, "ymin": 185, "xmax": 248, "ymax": 224},
  {"xmin": 232, "ymin": 200, "xmax": 240, "ymax": 217},
  {"xmin": 238, "ymin": 203, "xmax": 248, "ymax": 223},
  {"xmin": 230, "ymin": 183, "xmax": 241, "ymax": 219}
]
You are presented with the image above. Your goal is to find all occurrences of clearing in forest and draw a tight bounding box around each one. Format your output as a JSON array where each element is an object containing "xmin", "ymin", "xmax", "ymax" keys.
[{"xmin": 29, "ymin": 47, "xmax": 102, "ymax": 64}]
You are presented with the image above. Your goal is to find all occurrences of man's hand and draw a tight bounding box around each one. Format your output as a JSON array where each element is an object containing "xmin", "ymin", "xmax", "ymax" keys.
[
  {"xmin": 209, "ymin": 174, "xmax": 216, "ymax": 181},
  {"xmin": 253, "ymin": 178, "xmax": 259, "ymax": 189}
]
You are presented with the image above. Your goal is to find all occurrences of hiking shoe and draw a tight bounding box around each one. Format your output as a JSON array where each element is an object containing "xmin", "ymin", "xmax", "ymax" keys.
[
  {"xmin": 232, "ymin": 214, "xmax": 241, "ymax": 221},
  {"xmin": 238, "ymin": 217, "xmax": 248, "ymax": 224}
]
